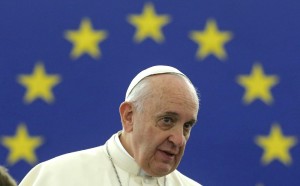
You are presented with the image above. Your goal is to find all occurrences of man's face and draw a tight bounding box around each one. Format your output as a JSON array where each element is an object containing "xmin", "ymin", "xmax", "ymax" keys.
[{"xmin": 130, "ymin": 75, "xmax": 198, "ymax": 177}]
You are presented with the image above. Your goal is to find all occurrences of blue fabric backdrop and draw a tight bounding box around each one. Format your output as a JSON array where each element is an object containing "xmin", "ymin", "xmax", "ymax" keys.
[{"xmin": 0, "ymin": 0, "xmax": 299, "ymax": 185}]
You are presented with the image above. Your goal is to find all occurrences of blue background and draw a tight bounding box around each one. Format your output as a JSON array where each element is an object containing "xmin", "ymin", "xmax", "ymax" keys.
[{"xmin": 0, "ymin": 0, "xmax": 299, "ymax": 185}]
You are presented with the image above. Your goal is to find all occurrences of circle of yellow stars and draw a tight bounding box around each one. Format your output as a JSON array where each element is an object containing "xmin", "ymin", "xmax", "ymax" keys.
[{"xmin": 0, "ymin": 3, "xmax": 298, "ymax": 186}]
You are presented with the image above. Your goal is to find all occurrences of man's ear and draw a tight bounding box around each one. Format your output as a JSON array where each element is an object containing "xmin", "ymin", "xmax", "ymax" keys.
[{"xmin": 119, "ymin": 102, "xmax": 134, "ymax": 132}]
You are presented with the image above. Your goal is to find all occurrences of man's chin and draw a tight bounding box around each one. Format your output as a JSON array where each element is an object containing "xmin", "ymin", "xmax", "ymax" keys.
[{"xmin": 147, "ymin": 163, "xmax": 175, "ymax": 177}]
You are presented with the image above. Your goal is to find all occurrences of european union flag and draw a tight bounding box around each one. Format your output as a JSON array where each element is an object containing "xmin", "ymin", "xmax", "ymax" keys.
[{"xmin": 0, "ymin": 0, "xmax": 299, "ymax": 185}]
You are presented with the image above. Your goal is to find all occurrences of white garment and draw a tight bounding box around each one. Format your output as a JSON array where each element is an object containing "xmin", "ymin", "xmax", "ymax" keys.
[{"xmin": 19, "ymin": 133, "xmax": 201, "ymax": 186}]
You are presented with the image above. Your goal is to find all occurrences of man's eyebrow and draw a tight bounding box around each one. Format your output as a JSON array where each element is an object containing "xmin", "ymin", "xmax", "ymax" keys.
[{"xmin": 164, "ymin": 112, "xmax": 179, "ymax": 116}]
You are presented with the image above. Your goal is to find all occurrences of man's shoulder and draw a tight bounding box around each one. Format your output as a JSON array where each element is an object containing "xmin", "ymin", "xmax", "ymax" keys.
[
  {"xmin": 44, "ymin": 146, "xmax": 104, "ymax": 164},
  {"xmin": 169, "ymin": 169, "xmax": 202, "ymax": 186},
  {"xmin": 39, "ymin": 145, "xmax": 106, "ymax": 171},
  {"xmin": 19, "ymin": 145, "xmax": 110, "ymax": 185}
]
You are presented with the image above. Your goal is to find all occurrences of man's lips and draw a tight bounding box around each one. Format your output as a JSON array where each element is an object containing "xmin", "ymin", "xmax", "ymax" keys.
[
  {"xmin": 163, "ymin": 150, "xmax": 176, "ymax": 156},
  {"xmin": 157, "ymin": 149, "xmax": 177, "ymax": 161},
  {"xmin": 159, "ymin": 148, "xmax": 178, "ymax": 155}
]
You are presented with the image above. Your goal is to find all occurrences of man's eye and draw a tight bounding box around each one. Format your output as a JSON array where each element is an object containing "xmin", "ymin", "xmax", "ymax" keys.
[
  {"xmin": 162, "ymin": 117, "xmax": 173, "ymax": 124},
  {"xmin": 184, "ymin": 123, "xmax": 193, "ymax": 130},
  {"xmin": 156, "ymin": 117, "xmax": 176, "ymax": 130}
]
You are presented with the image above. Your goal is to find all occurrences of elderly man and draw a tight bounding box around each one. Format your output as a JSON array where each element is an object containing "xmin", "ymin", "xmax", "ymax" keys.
[{"xmin": 19, "ymin": 65, "xmax": 201, "ymax": 186}]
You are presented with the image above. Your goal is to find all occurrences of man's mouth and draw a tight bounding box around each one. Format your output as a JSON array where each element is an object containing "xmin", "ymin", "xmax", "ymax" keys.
[
  {"xmin": 157, "ymin": 149, "xmax": 176, "ymax": 161},
  {"xmin": 163, "ymin": 150, "xmax": 175, "ymax": 156}
]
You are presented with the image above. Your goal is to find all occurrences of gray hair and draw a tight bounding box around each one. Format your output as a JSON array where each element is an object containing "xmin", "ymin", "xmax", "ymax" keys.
[{"xmin": 125, "ymin": 76, "xmax": 152, "ymax": 112}]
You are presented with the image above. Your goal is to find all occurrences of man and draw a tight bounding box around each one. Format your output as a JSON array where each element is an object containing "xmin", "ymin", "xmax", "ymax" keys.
[
  {"xmin": 0, "ymin": 166, "xmax": 17, "ymax": 186},
  {"xmin": 19, "ymin": 65, "xmax": 201, "ymax": 186}
]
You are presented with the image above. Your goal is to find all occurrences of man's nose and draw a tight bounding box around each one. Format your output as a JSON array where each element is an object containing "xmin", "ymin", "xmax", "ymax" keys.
[{"xmin": 168, "ymin": 126, "xmax": 186, "ymax": 147}]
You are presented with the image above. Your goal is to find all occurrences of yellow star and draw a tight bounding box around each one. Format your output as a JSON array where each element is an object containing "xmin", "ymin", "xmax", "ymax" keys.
[
  {"xmin": 237, "ymin": 63, "xmax": 279, "ymax": 105},
  {"xmin": 1, "ymin": 124, "xmax": 44, "ymax": 165},
  {"xmin": 17, "ymin": 63, "xmax": 61, "ymax": 104},
  {"xmin": 65, "ymin": 18, "xmax": 108, "ymax": 59},
  {"xmin": 189, "ymin": 19, "xmax": 232, "ymax": 60},
  {"xmin": 255, "ymin": 124, "xmax": 297, "ymax": 166},
  {"xmin": 127, "ymin": 3, "xmax": 170, "ymax": 43}
]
